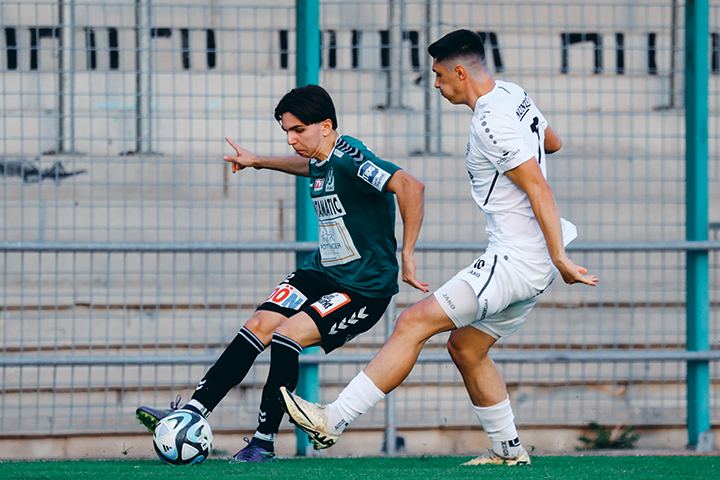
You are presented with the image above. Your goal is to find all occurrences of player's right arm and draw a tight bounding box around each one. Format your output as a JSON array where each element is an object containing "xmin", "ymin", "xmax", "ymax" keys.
[
  {"xmin": 223, "ymin": 137, "xmax": 310, "ymax": 177},
  {"xmin": 505, "ymin": 160, "xmax": 598, "ymax": 286}
]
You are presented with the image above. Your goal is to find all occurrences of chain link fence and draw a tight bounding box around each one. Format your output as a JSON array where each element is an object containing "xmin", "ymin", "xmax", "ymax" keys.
[{"xmin": 1, "ymin": 0, "xmax": 719, "ymax": 448}]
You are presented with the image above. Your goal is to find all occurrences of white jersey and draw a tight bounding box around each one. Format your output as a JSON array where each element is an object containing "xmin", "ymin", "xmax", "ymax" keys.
[{"xmin": 467, "ymin": 80, "xmax": 576, "ymax": 257}]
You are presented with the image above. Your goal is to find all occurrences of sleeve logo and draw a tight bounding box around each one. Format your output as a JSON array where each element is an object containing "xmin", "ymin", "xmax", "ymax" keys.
[
  {"xmin": 497, "ymin": 148, "xmax": 520, "ymax": 164},
  {"xmin": 357, "ymin": 161, "xmax": 391, "ymax": 191}
]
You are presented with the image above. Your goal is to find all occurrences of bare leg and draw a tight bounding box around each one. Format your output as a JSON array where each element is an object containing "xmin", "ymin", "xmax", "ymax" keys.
[
  {"xmin": 447, "ymin": 326, "xmax": 507, "ymax": 407},
  {"xmin": 448, "ymin": 326, "xmax": 527, "ymax": 461},
  {"xmin": 363, "ymin": 295, "xmax": 456, "ymax": 394}
]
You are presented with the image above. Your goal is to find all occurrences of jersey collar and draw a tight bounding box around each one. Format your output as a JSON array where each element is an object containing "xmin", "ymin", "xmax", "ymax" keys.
[
  {"xmin": 314, "ymin": 134, "xmax": 344, "ymax": 167},
  {"xmin": 474, "ymin": 82, "xmax": 503, "ymax": 112}
]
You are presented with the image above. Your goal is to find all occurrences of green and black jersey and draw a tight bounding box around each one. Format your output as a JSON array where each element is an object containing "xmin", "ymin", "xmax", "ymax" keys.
[{"xmin": 302, "ymin": 135, "xmax": 402, "ymax": 298}]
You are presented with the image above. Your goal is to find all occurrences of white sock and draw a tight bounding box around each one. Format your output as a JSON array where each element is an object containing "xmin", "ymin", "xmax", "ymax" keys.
[
  {"xmin": 253, "ymin": 431, "xmax": 275, "ymax": 442},
  {"xmin": 186, "ymin": 399, "xmax": 210, "ymax": 417},
  {"xmin": 472, "ymin": 396, "xmax": 523, "ymax": 458},
  {"xmin": 327, "ymin": 370, "xmax": 386, "ymax": 434}
]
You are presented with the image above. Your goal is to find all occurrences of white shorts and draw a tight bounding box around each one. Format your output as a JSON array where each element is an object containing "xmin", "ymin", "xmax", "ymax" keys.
[{"xmin": 433, "ymin": 250, "xmax": 557, "ymax": 339}]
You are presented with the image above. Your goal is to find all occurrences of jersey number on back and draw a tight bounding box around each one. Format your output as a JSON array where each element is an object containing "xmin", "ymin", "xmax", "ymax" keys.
[{"xmin": 529, "ymin": 116, "xmax": 542, "ymax": 165}]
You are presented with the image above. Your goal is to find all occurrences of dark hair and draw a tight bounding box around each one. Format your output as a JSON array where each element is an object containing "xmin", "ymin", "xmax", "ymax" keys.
[
  {"xmin": 274, "ymin": 84, "xmax": 338, "ymax": 129},
  {"xmin": 428, "ymin": 29, "xmax": 486, "ymax": 65}
]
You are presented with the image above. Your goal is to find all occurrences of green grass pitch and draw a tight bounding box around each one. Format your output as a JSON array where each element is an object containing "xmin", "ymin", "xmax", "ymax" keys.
[{"xmin": 1, "ymin": 456, "xmax": 718, "ymax": 480}]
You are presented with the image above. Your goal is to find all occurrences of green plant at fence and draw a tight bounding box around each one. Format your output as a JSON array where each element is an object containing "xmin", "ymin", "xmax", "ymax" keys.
[{"xmin": 577, "ymin": 422, "xmax": 641, "ymax": 450}]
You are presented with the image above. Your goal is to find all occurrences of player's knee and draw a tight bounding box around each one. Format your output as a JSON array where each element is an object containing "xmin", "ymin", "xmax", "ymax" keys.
[
  {"xmin": 447, "ymin": 334, "xmax": 470, "ymax": 365},
  {"xmin": 243, "ymin": 312, "xmax": 282, "ymax": 344},
  {"xmin": 392, "ymin": 308, "xmax": 430, "ymax": 342},
  {"xmin": 447, "ymin": 332, "xmax": 488, "ymax": 366}
]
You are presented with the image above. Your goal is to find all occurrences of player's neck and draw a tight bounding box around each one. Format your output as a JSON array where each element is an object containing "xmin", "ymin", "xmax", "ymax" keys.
[
  {"xmin": 314, "ymin": 131, "xmax": 339, "ymax": 161},
  {"xmin": 467, "ymin": 76, "xmax": 496, "ymax": 110}
]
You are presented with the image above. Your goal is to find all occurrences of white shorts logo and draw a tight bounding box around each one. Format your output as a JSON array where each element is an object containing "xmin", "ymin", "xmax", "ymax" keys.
[
  {"xmin": 265, "ymin": 284, "xmax": 308, "ymax": 311},
  {"xmin": 311, "ymin": 292, "xmax": 351, "ymax": 317}
]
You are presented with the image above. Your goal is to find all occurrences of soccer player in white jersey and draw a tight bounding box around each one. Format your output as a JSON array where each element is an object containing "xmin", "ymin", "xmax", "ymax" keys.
[{"xmin": 279, "ymin": 30, "xmax": 598, "ymax": 466}]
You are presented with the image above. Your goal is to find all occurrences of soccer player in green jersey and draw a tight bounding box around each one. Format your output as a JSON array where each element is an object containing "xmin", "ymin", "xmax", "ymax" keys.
[{"xmin": 136, "ymin": 84, "xmax": 427, "ymax": 463}]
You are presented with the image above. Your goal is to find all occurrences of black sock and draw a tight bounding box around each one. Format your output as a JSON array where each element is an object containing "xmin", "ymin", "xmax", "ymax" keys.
[
  {"xmin": 256, "ymin": 333, "xmax": 302, "ymax": 436},
  {"xmin": 250, "ymin": 436, "xmax": 275, "ymax": 452},
  {"xmin": 180, "ymin": 404, "xmax": 203, "ymax": 416},
  {"xmin": 191, "ymin": 326, "xmax": 266, "ymax": 411}
]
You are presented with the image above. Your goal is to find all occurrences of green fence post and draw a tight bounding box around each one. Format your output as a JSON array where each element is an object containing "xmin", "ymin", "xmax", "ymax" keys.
[
  {"xmin": 684, "ymin": 0, "xmax": 711, "ymax": 451},
  {"xmin": 294, "ymin": 0, "xmax": 320, "ymax": 457}
]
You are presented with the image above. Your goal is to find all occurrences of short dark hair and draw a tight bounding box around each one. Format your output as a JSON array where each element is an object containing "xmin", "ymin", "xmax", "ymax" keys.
[
  {"xmin": 274, "ymin": 84, "xmax": 338, "ymax": 129},
  {"xmin": 428, "ymin": 29, "xmax": 486, "ymax": 65}
]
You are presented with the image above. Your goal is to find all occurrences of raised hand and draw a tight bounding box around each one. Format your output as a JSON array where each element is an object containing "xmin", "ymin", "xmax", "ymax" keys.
[{"xmin": 223, "ymin": 137, "xmax": 259, "ymax": 173}]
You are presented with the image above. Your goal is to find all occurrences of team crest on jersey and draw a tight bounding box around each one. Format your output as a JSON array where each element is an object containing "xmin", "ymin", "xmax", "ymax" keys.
[
  {"xmin": 313, "ymin": 178, "xmax": 325, "ymax": 191},
  {"xmin": 265, "ymin": 284, "xmax": 308, "ymax": 311},
  {"xmin": 325, "ymin": 169, "xmax": 335, "ymax": 192},
  {"xmin": 358, "ymin": 161, "xmax": 391, "ymax": 191},
  {"xmin": 312, "ymin": 292, "xmax": 351, "ymax": 317}
]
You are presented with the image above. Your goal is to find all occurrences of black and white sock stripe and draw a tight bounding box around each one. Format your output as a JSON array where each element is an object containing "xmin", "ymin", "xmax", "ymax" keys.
[
  {"xmin": 272, "ymin": 333, "xmax": 302, "ymax": 354},
  {"xmin": 238, "ymin": 326, "xmax": 266, "ymax": 354}
]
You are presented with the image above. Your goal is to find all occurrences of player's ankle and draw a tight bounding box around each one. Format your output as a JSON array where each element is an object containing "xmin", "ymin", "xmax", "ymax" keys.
[
  {"xmin": 491, "ymin": 437, "xmax": 524, "ymax": 458},
  {"xmin": 183, "ymin": 399, "xmax": 210, "ymax": 417},
  {"xmin": 251, "ymin": 434, "xmax": 275, "ymax": 452},
  {"xmin": 327, "ymin": 402, "xmax": 350, "ymax": 435}
]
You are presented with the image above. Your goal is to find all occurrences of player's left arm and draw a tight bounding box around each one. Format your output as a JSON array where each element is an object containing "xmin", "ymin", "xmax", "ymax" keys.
[
  {"xmin": 385, "ymin": 170, "xmax": 429, "ymax": 293},
  {"xmin": 505, "ymin": 159, "xmax": 598, "ymax": 286},
  {"xmin": 544, "ymin": 125, "xmax": 562, "ymax": 154}
]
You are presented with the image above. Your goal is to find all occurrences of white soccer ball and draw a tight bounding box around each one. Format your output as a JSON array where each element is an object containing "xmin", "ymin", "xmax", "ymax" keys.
[{"xmin": 153, "ymin": 410, "xmax": 213, "ymax": 465}]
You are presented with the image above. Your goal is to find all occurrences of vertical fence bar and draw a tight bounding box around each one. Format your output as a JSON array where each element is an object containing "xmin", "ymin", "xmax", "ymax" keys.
[
  {"xmin": 58, "ymin": 0, "xmax": 76, "ymax": 153},
  {"xmin": 294, "ymin": 0, "xmax": 320, "ymax": 457},
  {"xmin": 684, "ymin": 0, "xmax": 711, "ymax": 450},
  {"xmin": 135, "ymin": 0, "xmax": 152, "ymax": 153},
  {"xmin": 384, "ymin": 297, "xmax": 397, "ymax": 457}
]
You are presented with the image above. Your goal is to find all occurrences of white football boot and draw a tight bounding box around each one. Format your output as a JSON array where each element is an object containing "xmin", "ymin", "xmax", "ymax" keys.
[
  {"xmin": 462, "ymin": 447, "xmax": 531, "ymax": 466},
  {"xmin": 278, "ymin": 386, "xmax": 339, "ymax": 450}
]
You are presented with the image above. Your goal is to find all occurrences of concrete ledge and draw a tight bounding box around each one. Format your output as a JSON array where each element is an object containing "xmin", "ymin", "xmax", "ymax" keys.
[{"xmin": 0, "ymin": 425, "xmax": 715, "ymax": 461}]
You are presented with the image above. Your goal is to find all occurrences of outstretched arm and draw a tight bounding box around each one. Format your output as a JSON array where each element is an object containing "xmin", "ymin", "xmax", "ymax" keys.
[
  {"xmin": 385, "ymin": 170, "xmax": 429, "ymax": 293},
  {"xmin": 223, "ymin": 137, "xmax": 310, "ymax": 177},
  {"xmin": 505, "ymin": 158, "xmax": 598, "ymax": 286}
]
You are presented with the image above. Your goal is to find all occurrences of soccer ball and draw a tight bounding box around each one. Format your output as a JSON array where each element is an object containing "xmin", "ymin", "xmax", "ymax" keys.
[{"xmin": 153, "ymin": 410, "xmax": 213, "ymax": 465}]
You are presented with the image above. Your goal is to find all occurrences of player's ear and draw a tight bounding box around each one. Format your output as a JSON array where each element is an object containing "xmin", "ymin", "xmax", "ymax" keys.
[
  {"xmin": 321, "ymin": 118, "xmax": 334, "ymax": 136},
  {"xmin": 454, "ymin": 64, "xmax": 467, "ymax": 80}
]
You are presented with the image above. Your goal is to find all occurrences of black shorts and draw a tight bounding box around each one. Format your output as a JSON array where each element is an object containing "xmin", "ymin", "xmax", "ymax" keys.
[{"xmin": 257, "ymin": 269, "xmax": 392, "ymax": 353}]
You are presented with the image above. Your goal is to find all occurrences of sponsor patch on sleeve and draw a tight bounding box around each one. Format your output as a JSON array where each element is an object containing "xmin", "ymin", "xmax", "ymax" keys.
[
  {"xmin": 311, "ymin": 292, "xmax": 351, "ymax": 317},
  {"xmin": 264, "ymin": 284, "xmax": 308, "ymax": 311},
  {"xmin": 497, "ymin": 148, "xmax": 521, "ymax": 165},
  {"xmin": 357, "ymin": 161, "xmax": 392, "ymax": 191}
]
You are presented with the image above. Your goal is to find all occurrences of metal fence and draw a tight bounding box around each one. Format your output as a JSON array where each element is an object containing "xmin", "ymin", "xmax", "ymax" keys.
[{"xmin": 1, "ymin": 0, "xmax": 719, "ymax": 449}]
